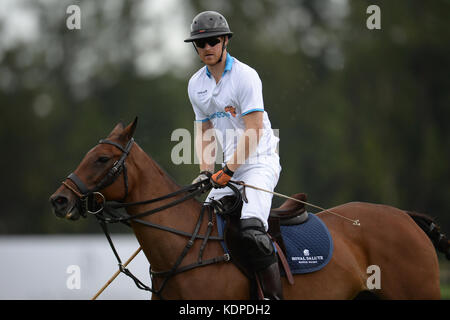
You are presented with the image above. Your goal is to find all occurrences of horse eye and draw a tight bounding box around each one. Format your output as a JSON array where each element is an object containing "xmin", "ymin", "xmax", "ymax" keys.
[{"xmin": 96, "ymin": 156, "xmax": 110, "ymax": 164}]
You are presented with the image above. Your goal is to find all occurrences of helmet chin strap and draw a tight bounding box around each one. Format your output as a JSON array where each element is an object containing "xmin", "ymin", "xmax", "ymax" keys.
[
  {"xmin": 215, "ymin": 41, "xmax": 226, "ymax": 65},
  {"xmin": 192, "ymin": 42, "xmax": 199, "ymax": 55}
]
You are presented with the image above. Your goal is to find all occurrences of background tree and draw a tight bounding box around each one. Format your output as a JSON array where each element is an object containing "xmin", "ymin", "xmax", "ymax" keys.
[{"xmin": 0, "ymin": 0, "xmax": 448, "ymax": 238}]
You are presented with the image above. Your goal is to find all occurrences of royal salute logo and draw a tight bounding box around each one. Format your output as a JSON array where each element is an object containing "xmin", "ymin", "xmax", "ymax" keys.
[
  {"xmin": 224, "ymin": 106, "xmax": 237, "ymax": 117},
  {"xmin": 291, "ymin": 248, "xmax": 324, "ymax": 265}
]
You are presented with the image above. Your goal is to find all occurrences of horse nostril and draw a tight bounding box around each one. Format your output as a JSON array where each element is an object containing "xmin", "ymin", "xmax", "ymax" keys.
[{"xmin": 50, "ymin": 195, "xmax": 68, "ymax": 209}]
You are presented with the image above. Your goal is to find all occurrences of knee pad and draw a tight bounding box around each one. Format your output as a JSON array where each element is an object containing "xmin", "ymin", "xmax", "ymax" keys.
[{"xmin": 240, "ymin": 218, "xmax": 276, "ymax": 271}]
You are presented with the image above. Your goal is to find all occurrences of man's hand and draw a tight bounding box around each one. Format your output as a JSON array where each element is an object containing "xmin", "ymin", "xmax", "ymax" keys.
[
  {"xmin": 191, "ymin": 171, "xmax": 212, "ymax": 185},
  {"xmin": 211, "ymin": 164, "xmax": 234, "ymax": 188}
]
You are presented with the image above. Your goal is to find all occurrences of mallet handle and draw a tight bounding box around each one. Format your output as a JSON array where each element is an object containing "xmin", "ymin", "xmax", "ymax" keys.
[{"xmin": 91, "ymin": 246, "xmax": 142, "ymax": 300}]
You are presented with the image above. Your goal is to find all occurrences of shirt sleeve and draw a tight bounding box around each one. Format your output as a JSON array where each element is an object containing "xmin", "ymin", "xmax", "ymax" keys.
[
  {"xmin": 188, "ymin": 81, "xmax": 210, "ymax": 122},
  {"xmin": 237, "ymin": 68, "xmax": 264, "ymax": 116}
]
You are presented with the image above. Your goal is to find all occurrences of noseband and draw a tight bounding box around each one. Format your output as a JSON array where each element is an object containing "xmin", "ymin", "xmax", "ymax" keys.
[{"xmin": 62, "ymin": 138, "xmax": 135, "ymax": 216}]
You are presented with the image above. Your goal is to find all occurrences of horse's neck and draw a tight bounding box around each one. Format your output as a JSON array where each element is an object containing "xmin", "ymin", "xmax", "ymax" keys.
[
  {"xmin": 126, "ymin": 143, "xmax": 202, "ymax": 272},
  {"xmin": 126, "ymin": 143, "xmax": 180, "ymax": 206}
]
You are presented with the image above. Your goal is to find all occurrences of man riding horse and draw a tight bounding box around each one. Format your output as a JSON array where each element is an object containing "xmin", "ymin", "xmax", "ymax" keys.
[{"xmin": 185, "ymin": 11, "xmax": 283, "ymax": 299}]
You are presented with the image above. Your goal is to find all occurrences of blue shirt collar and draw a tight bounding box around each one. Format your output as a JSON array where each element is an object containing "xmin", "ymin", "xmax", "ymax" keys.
[{"xmin": 206, "ymin": 53, "xmax": 234, "ymax": 78}]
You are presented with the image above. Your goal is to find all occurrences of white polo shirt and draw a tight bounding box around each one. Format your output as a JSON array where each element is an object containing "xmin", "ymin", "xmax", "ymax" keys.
[{"xmin": 188, "ymin": 53, "xmax": 280, "ymax": 169}]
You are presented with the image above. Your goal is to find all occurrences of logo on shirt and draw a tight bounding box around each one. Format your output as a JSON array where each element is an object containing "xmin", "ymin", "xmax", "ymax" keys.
[
  {"xmin": 209, "ymin": 112, "xmax": 230, "ymax": 120},
  {"xmin": 197, "ymin": 89, "xmax": 208, "ymax": 95},
  {"xmin": 224, "ymin": 106, "xmax": 237, "ymax": 117}
]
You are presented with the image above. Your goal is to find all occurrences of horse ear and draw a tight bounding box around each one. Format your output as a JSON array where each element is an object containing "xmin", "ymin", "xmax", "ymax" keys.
[
  {"xmin": 122, "ymin": 117, "xmax": 138, "ymax": 141},
  {"xmin": 109, "ymin": 121, "xmax": 125, "ymax": 137}
]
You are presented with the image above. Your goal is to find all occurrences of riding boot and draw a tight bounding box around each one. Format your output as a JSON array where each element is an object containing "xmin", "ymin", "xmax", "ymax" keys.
[
  {"xmin": 256, "ymin": 261, "xmax": 284, "ymax": 300},
  {"xmin": 239, "ymin": 218, "xmax": 284, "ymax": 300}
]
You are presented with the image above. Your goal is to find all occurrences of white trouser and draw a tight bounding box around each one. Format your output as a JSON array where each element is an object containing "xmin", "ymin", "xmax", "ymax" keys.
[{"xmin": 206, "ymin": 154, "xmax": 281, "ymax": 231}]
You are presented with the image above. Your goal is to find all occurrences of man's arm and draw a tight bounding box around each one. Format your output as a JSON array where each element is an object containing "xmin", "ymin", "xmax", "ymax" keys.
[
  {"xmin": 227, "ymin": 111, "xmax": 263, "ymax": 172},
  {"xmin": 195, "ymin": 120, "xmax": 216, "ymax": 173}
]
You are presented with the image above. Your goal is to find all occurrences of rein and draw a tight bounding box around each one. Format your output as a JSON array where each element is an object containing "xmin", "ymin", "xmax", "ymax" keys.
[{"xmin": 60, "ymin": 137, "xmax": 239, "ymax": 299}]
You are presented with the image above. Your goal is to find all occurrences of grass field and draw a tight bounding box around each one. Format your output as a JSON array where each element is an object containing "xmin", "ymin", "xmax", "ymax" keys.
[
  {"xmin": 441, "ymin": 285, "xmax": 450, "ymax": 300},
  {"xmin": 440, "ymin": 259, "xmax": 450, "ymax": 299}
]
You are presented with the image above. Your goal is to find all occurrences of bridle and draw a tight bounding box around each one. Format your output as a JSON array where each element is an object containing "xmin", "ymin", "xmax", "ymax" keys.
[
  {"xmin": 62, "ymin": 138, "xmax": 135, "ymax": 216},
  {"xmin": 59, "ymin": 136, "xmax": 242, "ymax": 299}
]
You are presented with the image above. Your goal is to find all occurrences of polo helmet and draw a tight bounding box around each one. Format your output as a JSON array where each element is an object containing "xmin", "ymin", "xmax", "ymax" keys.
[{"xmin": 184, "ymin": 11, "xmax": 233, "ymax": 42}]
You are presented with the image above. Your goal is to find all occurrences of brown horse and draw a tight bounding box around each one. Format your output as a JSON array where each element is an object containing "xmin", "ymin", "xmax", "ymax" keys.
[{"xmin": 50, "ymin": 118, "xmax": 450, "ymax": 299}]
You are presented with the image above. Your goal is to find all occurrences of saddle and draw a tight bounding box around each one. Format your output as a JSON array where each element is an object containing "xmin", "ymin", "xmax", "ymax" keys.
[
  {"xmin": 213, "ymin": 193, "xmax": 309, "ymax": 297},
  {"xmin": 268, "ymin": 193, "xmax": 308, "ymax": 256}
]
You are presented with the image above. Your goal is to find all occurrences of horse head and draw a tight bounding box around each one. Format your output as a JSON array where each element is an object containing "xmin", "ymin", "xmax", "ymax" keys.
[{"xmin": 49, "ymin": 117, "xmax": 138, "ymax": 220}]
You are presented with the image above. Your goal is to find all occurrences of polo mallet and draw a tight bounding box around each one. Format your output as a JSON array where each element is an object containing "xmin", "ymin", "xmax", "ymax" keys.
[{"xmin": 91, "ymin": 246, "xmax": 142, "ymax": 300}]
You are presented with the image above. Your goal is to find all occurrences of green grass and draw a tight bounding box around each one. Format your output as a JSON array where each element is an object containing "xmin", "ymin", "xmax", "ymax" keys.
[
  {"xmin": 441, "ymin": 285, "xmax": 450, "ymax": 300},
  {"xmin": 439, "ymin": 258, "xmax": 450, "ymax": 299}
]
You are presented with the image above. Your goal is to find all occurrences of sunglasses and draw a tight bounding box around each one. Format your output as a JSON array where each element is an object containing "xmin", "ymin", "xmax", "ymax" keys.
[{"xmin": 194, "ymin": 37, "xmax": 221, "ymax": 49}]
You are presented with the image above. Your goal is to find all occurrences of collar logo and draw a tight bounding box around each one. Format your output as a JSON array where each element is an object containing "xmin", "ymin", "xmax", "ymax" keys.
[{"xmin": 224, "ymin": 106, "xmax": 236, "ymax": 117}]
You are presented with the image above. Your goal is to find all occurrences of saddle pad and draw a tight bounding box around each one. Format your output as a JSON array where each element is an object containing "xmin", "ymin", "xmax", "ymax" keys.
[
  {"xmin": 216, "ymin": 212, "xmax": 333, "ymax": 275},
  {"xmin": 280, "ymin": 213, "xmax": 333, "ymax": 274}
]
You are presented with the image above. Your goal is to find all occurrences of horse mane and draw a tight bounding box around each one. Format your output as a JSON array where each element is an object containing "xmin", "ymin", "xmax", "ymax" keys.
[
  {"xmin": 134, "ymin": 140, "xmax": 193, "ymax": 191},
  {"xmin": 151, "ymin": 155, "xmax": 182, "ymax": 188},
  {"xmin": 136, "ymin": 143, "xmax": 206, "ymax": 209}
]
